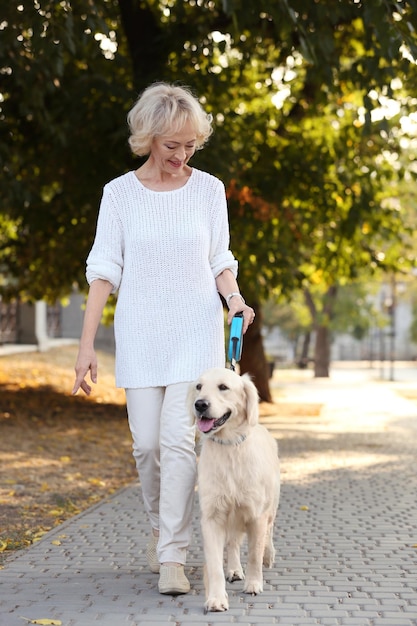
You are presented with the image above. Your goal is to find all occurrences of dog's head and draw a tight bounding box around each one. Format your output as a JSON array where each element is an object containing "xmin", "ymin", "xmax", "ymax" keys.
[{"xmin": 187, "ymin": 367, "xmax": 259, "ymax": 439}]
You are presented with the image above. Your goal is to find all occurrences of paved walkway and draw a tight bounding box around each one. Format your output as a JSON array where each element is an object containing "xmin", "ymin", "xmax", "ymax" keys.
[{"xmin": 1, "ymin": 365, "xmax": 417, "ymax": 625}]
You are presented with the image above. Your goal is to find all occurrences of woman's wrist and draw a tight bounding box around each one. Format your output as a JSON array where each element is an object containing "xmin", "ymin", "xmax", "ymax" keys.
[{"xmin": 225, "ymin": 292, "xmax": 245, "ymax": 308}]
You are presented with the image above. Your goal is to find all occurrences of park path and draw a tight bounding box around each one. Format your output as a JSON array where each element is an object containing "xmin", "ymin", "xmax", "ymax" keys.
[{"xmin": 1, "ymin": 364, "xmax": 417, "ymax": 625}]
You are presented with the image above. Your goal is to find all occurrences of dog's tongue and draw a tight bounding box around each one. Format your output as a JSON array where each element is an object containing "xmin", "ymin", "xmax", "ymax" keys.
[{"xmin": 197, "ymin": 418, "xmax": 215, "ymax": 433}]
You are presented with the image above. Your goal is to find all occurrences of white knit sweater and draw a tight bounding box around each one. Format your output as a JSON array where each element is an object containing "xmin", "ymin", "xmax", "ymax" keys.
[{"xmin": 86, "ymin": 169, "xmax": 238, "ymax": 388}]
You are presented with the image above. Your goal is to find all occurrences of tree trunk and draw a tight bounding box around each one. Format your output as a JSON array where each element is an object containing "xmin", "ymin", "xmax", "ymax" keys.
[
  {"xmin": 304, "ymin": 285, "xmax": 338, "ymax": 378},
  {"xmin": 297, "ymin": 331, "xmax": 311, "ymax": 368},
  {"xmin": 118, "ymin": 0, "xmax": 170, "ymax": 87},
  {"xmin": 239, "ymin": 303, "xmax": 272, "ymax": 402},
  {"xmin": 314, "ymin": 325, "xmax": 331, "ymax": 377}
]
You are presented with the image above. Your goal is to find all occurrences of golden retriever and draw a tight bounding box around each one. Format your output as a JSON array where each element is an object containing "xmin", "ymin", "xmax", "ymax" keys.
[{"xmin": 188, "ymin": 367, "xmax": 280, "ymax": 613}]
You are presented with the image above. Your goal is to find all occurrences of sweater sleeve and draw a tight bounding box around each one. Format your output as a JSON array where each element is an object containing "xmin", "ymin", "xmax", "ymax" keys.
[
  {"xmin": 86, "ymin": 186, "xmax": 124, "ymax": 293},
  {"xmin": 209, "ymin": 179, "xmax": 238, "ymax": 278}
]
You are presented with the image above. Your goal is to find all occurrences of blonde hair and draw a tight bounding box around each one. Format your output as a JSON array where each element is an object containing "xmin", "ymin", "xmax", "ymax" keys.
[{"xmin": 127, "ymin": 82, "xmax": 213, "ymax": 157}]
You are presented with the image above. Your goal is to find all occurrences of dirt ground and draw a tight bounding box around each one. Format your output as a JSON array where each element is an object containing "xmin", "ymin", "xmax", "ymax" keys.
[
  {"xmin": 0, "ymin": 345, "xmax": 322, "ymax": 566},
  {"xmin": 0, "ymin": 346, "xmax": 137, "ymax": 564}
]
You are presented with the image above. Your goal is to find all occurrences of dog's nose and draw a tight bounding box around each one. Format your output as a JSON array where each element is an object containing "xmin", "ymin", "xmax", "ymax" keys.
[{"xmin": 195, "ymin": 399, "xmax": 209, "ymax": 414}]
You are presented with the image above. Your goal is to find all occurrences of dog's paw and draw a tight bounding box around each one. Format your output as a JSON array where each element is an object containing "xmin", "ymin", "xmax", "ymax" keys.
[
  {"xmin": 263, "ymin": 547, "xmax": 275, "ymax": 568},
  {"xmin": 204, "ymin": 593, "xmax": 229, "ymax": 613},
  {"xmin": 243, "ymin": 579, "xmax": 263, "ymax": 595},
  {"xmin": 226, "ymin": 567, "xmax": 244, "ymax": 583}
]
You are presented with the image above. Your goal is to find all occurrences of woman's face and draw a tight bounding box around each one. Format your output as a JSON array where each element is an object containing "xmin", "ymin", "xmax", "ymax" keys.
[{"xmin": 150, "ymin": 120, "xmax": 197, "ymax": 175}]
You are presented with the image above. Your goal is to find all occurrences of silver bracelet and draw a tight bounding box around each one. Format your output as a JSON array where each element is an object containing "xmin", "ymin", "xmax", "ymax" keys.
[{"xmin": 226, "ymin": 292, "xmax": 245, "ymax": 308}]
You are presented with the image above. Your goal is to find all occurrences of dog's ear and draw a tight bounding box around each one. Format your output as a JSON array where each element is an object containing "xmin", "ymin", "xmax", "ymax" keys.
[{"xmin": 241, "ymin": 373, "xmax": 259, "ymax": 426}]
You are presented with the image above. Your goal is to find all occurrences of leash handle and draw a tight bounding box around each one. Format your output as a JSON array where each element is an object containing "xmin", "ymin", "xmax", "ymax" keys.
[{"xmin": 228, "ymin": 312, "xmax": 244, "ymax": 370}]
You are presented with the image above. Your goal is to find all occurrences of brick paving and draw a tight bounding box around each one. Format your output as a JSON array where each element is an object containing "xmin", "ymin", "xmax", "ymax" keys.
[{"xmin": 1, "ymin": 365, "xmax": 417, "ymax": 625}]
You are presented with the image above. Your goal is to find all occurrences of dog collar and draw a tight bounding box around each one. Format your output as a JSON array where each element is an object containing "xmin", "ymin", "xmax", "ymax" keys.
[{"xmin": 208, "ymin": 433, "xmax": 247, "ymax": 446}]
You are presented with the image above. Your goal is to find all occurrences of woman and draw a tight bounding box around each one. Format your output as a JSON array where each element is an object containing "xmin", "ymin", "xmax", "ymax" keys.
[{"xmin": 72, "ymin": 82, "xmax": 255, "ymax": 595}]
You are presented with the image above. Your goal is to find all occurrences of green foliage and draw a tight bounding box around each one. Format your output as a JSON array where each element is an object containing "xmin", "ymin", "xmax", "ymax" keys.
[
  {"xmin": 222, "ymin": 0, "xmax": 417, "ymax": 94},
  {"xmin": 263, "ymin": 280, "xmax": 384, "ymax": 347},
  {"xmin": 1, "ymin": 0, "xmax": 417, "ymax": 308},
  {"xmin": 0, "ymin": 1, "xmax": 132, "ymax": 301},
  {"xmin": 331, "ymin": 282, "xmax": 383, "ymax": 337},
  {"xmin": 263, "ymin": 292, "xmax": 311, "ymax": 342}
]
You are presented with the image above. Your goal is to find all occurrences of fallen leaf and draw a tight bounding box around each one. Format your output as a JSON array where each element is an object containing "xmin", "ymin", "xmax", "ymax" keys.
[
  {"xmin": 51, "ymin": 540, "xmax": 61, "ymax": 546},
  {"xmin": 0, "ymin": 540, "xmax": 8, "ymax": 552},
  {"xmin": 31, "ymin": 529, "xmax": 49, "ymax": 541},
  {"xmin": 300, "ymin": 505, "xmax": 309, "ymax": 511},
  {"xmin": 20, "ymin": 619, "xmax": 62, "ymax": 625},
  {"xmin": 88, "ymin": 477, "xmax": 106, "ymax": 486}
]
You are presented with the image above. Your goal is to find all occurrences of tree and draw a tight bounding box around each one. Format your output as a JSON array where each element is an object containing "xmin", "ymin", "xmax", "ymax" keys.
[
  {"xmin": 220, "ymin": 81, "xmax": 416, "ymax": 378},
  {"xmin": 141, "ymin": 1, "xmax": 417, "ymax": 382},
  {"xmin": 2, "ymin": 0, "xmax": 417, "ymax": 396},
  {"xmin": 0, "ymin": 1, "xmax": 132, "ymax": 301}
]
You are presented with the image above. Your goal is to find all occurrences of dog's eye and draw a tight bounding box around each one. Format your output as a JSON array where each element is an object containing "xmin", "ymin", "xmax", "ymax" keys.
[
  {"xmin": 218, "ymin": 384, "xmax": 229, "ymax": 391},
  {"xmin": 196, "ymin": 383, "xmax": 202, "ymax": 390}
]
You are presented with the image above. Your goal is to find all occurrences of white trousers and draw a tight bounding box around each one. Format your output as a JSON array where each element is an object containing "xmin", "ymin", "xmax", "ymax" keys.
[{"xmin": 125, "ymin": 383, "xmax": 196, "ymax": 564}]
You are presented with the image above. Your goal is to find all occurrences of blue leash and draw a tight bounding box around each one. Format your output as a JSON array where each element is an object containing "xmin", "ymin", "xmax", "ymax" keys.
[{"xmin": 227, "ymin": 312, "xmax": 244, "ymax": 371}]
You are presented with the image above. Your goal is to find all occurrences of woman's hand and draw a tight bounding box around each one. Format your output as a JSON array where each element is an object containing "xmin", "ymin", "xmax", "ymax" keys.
[
  {"xmin": 72, "ymin": 347, "xmax": 98, "ymax": 396},
  {"xmin": 215, "ymin": 270, "xmax": 255, "ymax": 333},
  {"xmin": 71, "ymin": 279, "xmax": 113, "ymax": 396},
  {"xmin": 227, "ymin": 297, "xmax": 255, "ymax": 334}
]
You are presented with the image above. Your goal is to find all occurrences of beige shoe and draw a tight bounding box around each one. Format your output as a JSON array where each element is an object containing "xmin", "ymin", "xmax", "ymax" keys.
[
  {"xmin": 158, "ymin": 564, "xmax": 190, "ymax": 595},
  {"xmin": 146, "ymin": 535, "xmax": 160, "ymax": 573}
]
